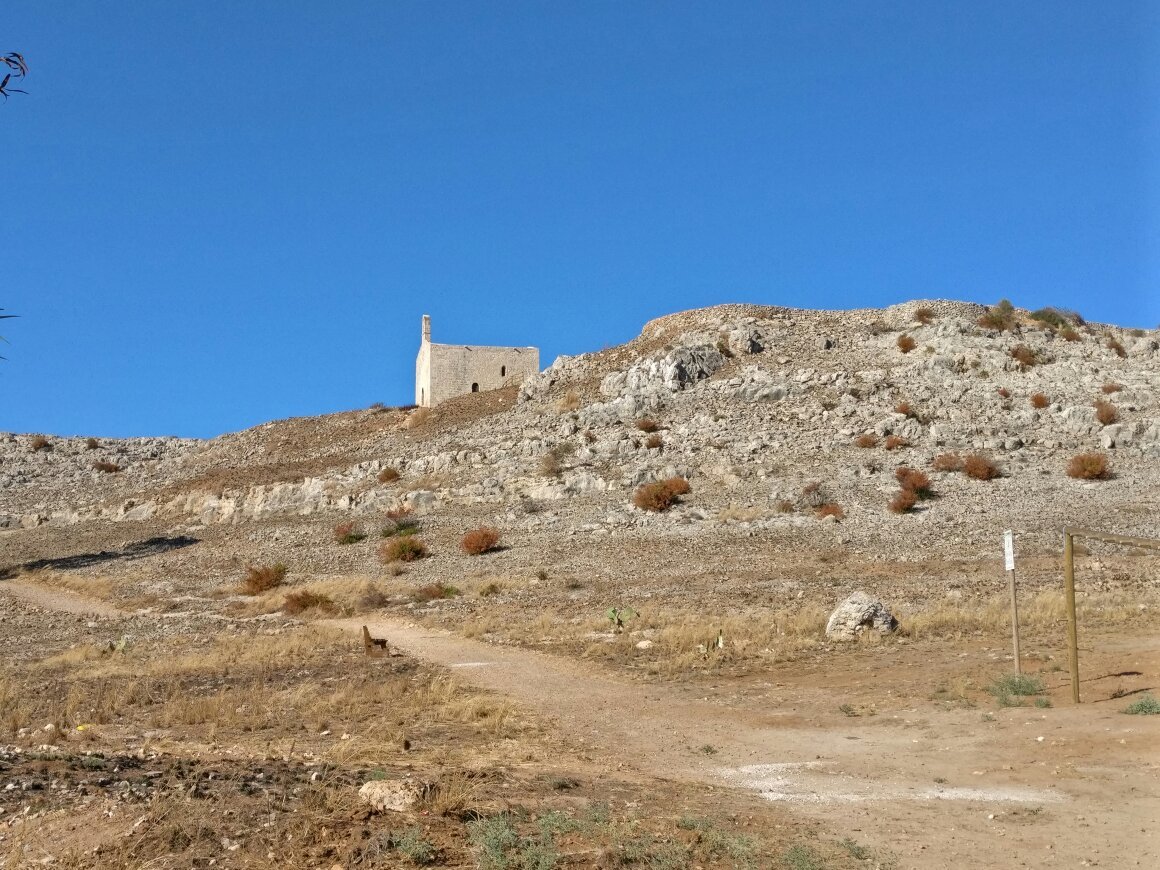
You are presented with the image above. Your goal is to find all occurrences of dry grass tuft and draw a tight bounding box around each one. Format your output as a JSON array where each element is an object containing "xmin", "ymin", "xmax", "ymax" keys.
[
  {"xmin": 1101, "ymin": 382, "xmax": 1123, "ymax": 394},
  {"xmin": 414, "ymin": 582, "xmax": 460, "ymax": 602},
  {"xmin": 913, "ymin": 306, "xmax": 935, "ymax": 324},
  {"xmin": 894, "ymin": 401, "xmax": 913, "ymax": 417},
  {"xmin": 240, "ymin": 563, "xmax": 287, "ymax": 595},
  {"xmin": 1030, "ymin": 392, "xmax": 1049, "ymax": 409},
  {"xmin": 1093, "ymin": 399, "xmax": 1119, "ymax": 426},
  {"xmin": 1106, "ymin": 337, "xmax": 1127, "ymax": 358},
  {"xmin": 635, "ymin": 417, "xmax": 660, "ymax": 433},
  {"xmin": 1067, "ymin": 452, "xmax": 1111, "ymax": 481},
  {"xmin": 814, "ymin": 503, "xmax": 845, "ymax": 521},
  {"xmin": 774, "ymin": 499, "xmax": 795, "ymax": 514},
  {"xmin": 888, "ymin": 488, "xmax": 918, "ymax": 514},
  {"xmin": 883, "ymin": 435, "xmax": 909, "ymax": 451},
  {"xmin": 461, "ymin": 527, "xmax": 502, "ymax": 556},
  {"xmin": 896, "ymin": 334, "xmax": 917, "ymax": 354},
  {"xmin": 283, "ymin": 590, "xmax": 338, "ymax": 616},
  {"xmin": 1060, "ymin": 326, "xmax": 1081, "ymax": 342},
  {"xmin": 333, "ymin": 521, "xmax": 367, "ymax": 545},
  {"xmin": 633, "ymin": 477, "xmax": 691, "ymax": 512},
  {"xmin": 84, "ymin": 437, "xmax": 100, "ymax": 450},
  {"xmin": 29, "ymin": 435, "xmax": 50, "ymax": 452},
  {"xmin": 977, "ymin": 299, "xmax": 1016, "ymax": 331},
  {"xmin": 404, "ymin": 407, "xmax": 433, "ymax": 429},
  {"xmin": 895, "ymin": 467, "xmax": 933, "ymax": 498},
  {"xmin": 646, "ymin": 433, "xmax": 664, "ymax": 449},
  {"xmin": 855, "ymin": 433, "xmax": 879, "ymax": 448},
  {"xmin": 377, "ymin": 467, "xmax": 401, "ymax": 484},
  {"xmin": 1010, "ymin": 344, "xmax": 1038, "ymax": 369},
  {"xmin": 962, "ymin": 454, "xmax": 1000, "ymax": 481},
  {"xmin": 556, "ymin": 390, "xmax": 582, "ymax": 412},
  {"xmin": 379, "ymin": 537, "xmax": 427, "ymax": 563}
]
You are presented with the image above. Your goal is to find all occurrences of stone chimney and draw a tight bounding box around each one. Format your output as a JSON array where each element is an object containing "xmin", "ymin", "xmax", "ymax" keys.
[{"xmin": 421, "ymin": 314, "xmax": 431, "ymax": 343}]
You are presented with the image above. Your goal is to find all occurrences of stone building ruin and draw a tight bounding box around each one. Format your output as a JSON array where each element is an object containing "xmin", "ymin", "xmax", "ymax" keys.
[{"xmin": 415, "ymin": 315, "xmax": 540, "ymax": 407}]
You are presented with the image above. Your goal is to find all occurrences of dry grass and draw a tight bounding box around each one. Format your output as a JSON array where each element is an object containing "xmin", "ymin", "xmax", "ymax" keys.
[
  {"xmin": 1106, "ymin": 337, "xmax": 1127, "ymax": 358},
  {"xmin": 377, "ymin": 466, "xmax": 401, "ymax": 484},
  {"xmin": 718, "ymin": 504, "xmax": 764, "ymax": 523},
  {"xmin": 646, "ymin": 433, "xmax": 664, "ymax": 449},
  {"xmin": 403, "ymin": 406, "xmax": 433, "ymax": 429},
  {"xmin": 556, "ymin": 390, "xmax": 582, "ymax": 412},
  {"xmin": 896, "ymin": 334, "xmax": 916, "ymax": 354},
  {"xmin": 333, "ymin": 521, "xmax": 366, "ymax": 545},
  {"xmin": 240, "ymin": 563, "xmax": 287, "ymax": 595},
  {"xmin": 1010, "ymin": 344, "xmax": 1038, "ymax": 369},
  {"xmin": 1067, "ymin": 452, "xmax": 1111, "ymax": 481},
  {"xmin": 1101, "ymin": 382, "xmax": 1123, "ymax": 394},
  {"xmin": 854, "ymin": 433, "xmax": 879, "ymax": 448},
  {"xmin": 888, "ymin": 488, "xmax": 918, "ymax": 514},
  {"xmin": 962, "ymin": 454, "xmax": 1000, "ymax": 481},
  {"xmin": 1030, "ymin": 392, "xmax": 1049, "ymax": 409},
  {"xmin": 414, "ymin": 581, "xmax": 461, "ymax": 602},
  {"xmin": 977, "ymin": 299, "xmax": 1016, "ymax": 331},
  {"xmin": 539, "ymin": 452, "xmax": 561, "ymax": 477},
  {"xmin": 380, "ymin": 536, "xmax": 428, "ymax": 563},
  {"xmin": 894, "ymin": 401, "xmax": 913, "ymax": 417},
  {"xmin": 84, "ymin": 436, "xmax": 99, "ymax": 450},
  {"xmin": 633, "ymin": 477, "xmax": 691, "ymax": 512},
  {"xmin": 92, "ymin": 460, "xmax": 121, "ymax": 473},
  {"xmin": 774, "ymin": 499, "xmax": 795, "ymax": 514},
  {"xmin": 1061, "ymin": 326, "xmax": 1081, "ymax": 342},
  {"xmin": 1094, "ymin": 399, "xmax": 1119, "ymax": 425},
  {"xmin": 461, "ymin": 527, "xmax": 502, "ymax": 555},
  {"xmin": 913, "ymin": 306, "xmax": 935, "ymax": 324},
  {"xmin": 29, "ymin": 435, "xmax": 50, "ymax": 452},
  {"xmin": 932, "ymin": 452, "xmax": 963, "ymax": 472},
  {"xmin": 635, "ymin": 417, "xmax": 660, "ymax": 433},
  {"xmin": 883, "ymin": 435, "xmax": 909, "ymax": 451},
  {"xmin": 283, "ymin": 590, "xmax": 338, "ymax": 615}
]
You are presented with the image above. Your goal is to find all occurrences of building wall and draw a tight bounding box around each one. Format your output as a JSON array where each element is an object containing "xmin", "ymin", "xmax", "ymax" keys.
[{"xmin": 414, "ymin": 315, "xmax": 539, "ymax": 406}]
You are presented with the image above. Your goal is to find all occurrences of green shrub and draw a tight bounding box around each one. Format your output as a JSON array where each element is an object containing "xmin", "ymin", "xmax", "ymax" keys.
[
  {"xmin": 1124, "ymin": 694, "xmax": 1160, "ymax": 715},
  {"xmin": 380, "ymin": 536, "xmax": 427, "ymax": 563}
]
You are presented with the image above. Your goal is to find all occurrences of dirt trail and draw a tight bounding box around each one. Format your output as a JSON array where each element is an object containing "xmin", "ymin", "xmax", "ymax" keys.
[
  {"xmin": 336, "ymin": 616, "xmax": 1160, "ymax": 869},
  {"xmin": 1, "ymin": 580, "xmax": 122, "ymax": 618}
]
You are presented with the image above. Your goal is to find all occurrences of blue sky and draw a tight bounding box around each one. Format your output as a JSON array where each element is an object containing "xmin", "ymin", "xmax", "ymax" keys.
[{"xmin": 3, "ymin": 2, "xmax": 1157, "ymax": 438}]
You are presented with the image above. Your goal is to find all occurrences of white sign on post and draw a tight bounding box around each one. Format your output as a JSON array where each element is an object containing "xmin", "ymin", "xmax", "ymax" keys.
[{"xmin": 1003, "ymin": 530, "xmax": 1015, "ymax": 571}]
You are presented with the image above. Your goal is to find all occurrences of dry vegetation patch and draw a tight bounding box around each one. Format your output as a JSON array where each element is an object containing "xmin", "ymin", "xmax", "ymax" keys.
[
  {"xmin": 240, "ymin": 563, "xmax": 287, "ymax": 595},
  {"xmin": 461, "ymin": 527, "xmax": 502, "ymax": 555},
  {"xmin": 962, "ymin": 454, "xmax": 1000, "ymax": 480},
  {"xmin": 380, "ymin": 536, "xmax": 428, "ymax": 563},
  {"xmin": 1067, "ymin": 452, "xmax": 1112, "ymax": 481},
  {"xmin": 633, "ymin": 477, "xmax": 691, "ymax": 512}
]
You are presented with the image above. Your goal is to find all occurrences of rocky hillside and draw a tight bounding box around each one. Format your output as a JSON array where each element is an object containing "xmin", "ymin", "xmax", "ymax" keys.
[{"xmin": 3, "ymin": 299, "xmax": 1159, "ymax": 564}]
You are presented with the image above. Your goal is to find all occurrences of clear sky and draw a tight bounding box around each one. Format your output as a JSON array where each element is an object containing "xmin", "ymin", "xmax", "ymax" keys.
[{"xmin": 3, "ymin": 2, "xmax": 1158, "ymax": 438}]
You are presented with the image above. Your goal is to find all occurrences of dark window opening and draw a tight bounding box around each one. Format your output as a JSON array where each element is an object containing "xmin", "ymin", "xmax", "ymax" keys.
[
  {"xmin": 471, "ymin": 383, "xmax": 479, "ymax": 392},
  {"xmin": 501, "ymin": 365, "xmax": 506, "ymax": 377}
]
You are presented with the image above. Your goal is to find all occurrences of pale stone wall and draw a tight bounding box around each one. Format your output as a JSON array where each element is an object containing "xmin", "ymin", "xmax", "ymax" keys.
[{"xmin": 415, "ymin": 316, "xmax": 539, "ymax": 407}]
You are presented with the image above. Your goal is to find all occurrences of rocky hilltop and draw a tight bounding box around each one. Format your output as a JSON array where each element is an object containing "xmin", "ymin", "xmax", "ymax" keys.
[{"xmin": 2, "ymin": 298, "xmax": 1158, "ymax": 589}]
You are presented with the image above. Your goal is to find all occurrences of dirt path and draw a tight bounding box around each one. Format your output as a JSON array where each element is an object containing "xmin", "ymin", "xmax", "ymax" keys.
[
  {"xmin": 0, "ymin": 579, "xmax": 122, "ymax": 618},
  {"xmin": 334, "ymin": 616, "xmax": 1160, "ymax": 870}
]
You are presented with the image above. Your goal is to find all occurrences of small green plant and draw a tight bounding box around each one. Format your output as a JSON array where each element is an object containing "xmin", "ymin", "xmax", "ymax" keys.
[
  {"xmin": 1123, "ymin": 693, "xmax": 1160, "ymax": 715},
  {"xmin": 388, "ymin": 827, "xmax": 436, "ymax": 865},
  {"xmin": 782, "ymin": 844, "xmax": 825, "ymax": 870},
  {"xmin": 1034, "ymin": 697, "xmax": 1052, "ymax": 709},
  {"xmin": 382, "ymin": 518, "xmax": 420, "ymax": 537},
  {"xmin": 698, "ymin": 743, "xmax": 718, "ymax": 755},
  {"xmin": 839, "ymin": 838, "xmax": 871, "ymax": 860},
  {"xmin": 838, "ymin": 703, "xmax": 858, "ymax": 717},
  {"xmin": 977, "ymin": 298, "xmax": 1016, "ymax": 331},
  {"xmin": 334, "ymin": 521, "xmax": 367, "ymax": 545},
  {"xmin": 606, "ymin": 606, "xmax": 638, "ymax": 631},
  {"xmin": 468, "ymin": 813, "xmax": 559, "ymax": 870},
  {"xmin": 988, "ymin": 673, "xmax": 1046, "ymax": 707}
]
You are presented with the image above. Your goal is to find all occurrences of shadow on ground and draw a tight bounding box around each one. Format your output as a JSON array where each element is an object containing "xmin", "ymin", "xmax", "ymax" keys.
[{"xmin": 0, "ymin": 535, "xmax": 199, "ymax": 579}]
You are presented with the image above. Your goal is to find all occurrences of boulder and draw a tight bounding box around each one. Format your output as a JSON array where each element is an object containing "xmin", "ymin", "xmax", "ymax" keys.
[{"xmin": 825, "ymin": 592, "xmax": 898, "ymax": 640}]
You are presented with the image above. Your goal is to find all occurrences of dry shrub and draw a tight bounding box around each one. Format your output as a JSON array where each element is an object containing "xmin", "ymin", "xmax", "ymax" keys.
[
  {"xmin": 962, "ymin": 454, "xmax": 1000, "ymax": 480},
  {"xmin": 379, "ymin": 536, "xmax": 427, "ymax": 563},
  {"xmin": 815, "ymin": 503, "xmax": 845, "ymax": 520},
  {"xmin": 895, "ymin": 466, "xmax": 933, "ymax": 498},
  {"xmin": 92, "ymin": 460, "xmax": 121, "ymax": 473},
  {"xmin": 888, "ymin": 488, "xmax": 918, "ymax": 514},
  {"xmin": 996, "ymin": 387, "xmax": 1011, "ymax": 399},
  {"xmin": 385, "ymin": 505, "xmax": 413, "ymax": 521},
  {"xmin": 932, "ymin": 452, "xmax": 963, "ymax": 472},
  {"xmin": 884, "ymin": 435, "xmax": 909, "ymax": 450},
  {"xmin": 977, "ymin": 299, "xmax": 1016, "ymax": 331},
  {"xmin": 1101, "ymin": 382, "xmax": 1123, "ymax": 394},
  {"xmin": 896, "ymin": 334, "xmax": 917, "ymax": 354},
  {"xmin": 1106, "ymin": 337, "xmax": 1127, "ymax": 358},
  {"xmin": 1067, "ymin": 452, "xmax": 1111, "ymax": 481},
  {"xmin": 1093, "ymin": 399, "xmax": 1118, "ymax": 425},
  {"xmin": 855, "ymin": 433, "xmax": 879, "ymax": 448},
  {"xmin": 84, "ymin": 437, "xmax": 99, "ymax": 450},
  {"xmin": 377, "ymin": 467, "xmax": 400, "ymax": 484},
  {"xmin": 633, "ymin": 476, "xmax": 690, "ymax": 512},
  {"xmin": 582, "ymin": 429, "xmax": 596, "ymax": 443},
  {"xmin": 1061, "ymin": 326, "xmax": 1081, "ymax": 342},
  {"xmin": 29, "ymin": 435, "xmax": 50, "ymax": 452},
  {"xmin": 333, "ymin": 521, "xmax": 366, "ymax": 545},
  {"xmin": 1010, "ymin": 345, "xmax": 1038, "ymax": 369},
  {"xmin": 461, "ymin": 527, "xmax": 501, "ymax": 555},
  {"xmin": 774, "ymin": 499, "xmax": 795, "ymax": 514},
  {"xmin": 894, "ymin": 401, "xmax": 912, "ymax": 417},
  {"xmin": 539, "ymin": 452, "xmax": 561, "ymax": 477},
  {"xmin": 240, "ymin": 563, "xmax": 287, "ymax": 595},
  {"xmin": 646, "ymin": 433, "xmax": 663, "ymax": 449},
  {"xmin": 635, "ymin": 417, "xmax": 660, "ymax": 433},
  {"xmin": 1030, "ymin": 392, "xmax": 1049, "ymax": 409},
  {"xmin": 414, "ymin": 582, "xmax": 459, "ymax": 602},
  {"xmin": 913, "ymin": 306, "xmax": 935, "ymax": 324},
  {"xmin": 283, "ymin": 590, "xmax": 337, "ymax": 615},
  {"xmin": 404, "ymin": 407, "xmax": 432, "ymax": 429}
]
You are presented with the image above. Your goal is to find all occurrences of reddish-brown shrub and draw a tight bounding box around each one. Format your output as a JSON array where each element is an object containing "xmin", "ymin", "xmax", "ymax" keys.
[
  {"xmin": 931, "ymin": 452, "xmax": 963, "ymax": 472},
  {"xmin": 888, "ymin": 488, "xmax": 918, "ymax": 514},
  {"xmin": 1100, "ymin": 382, "xmax": 1123, "ymax": 394},
  {"xmin": 461, "ymin": 527, "xmax": 501, "ymax": 555},
  {"xmin": 385, "ymin": 506, "xmax": 413, "ymax": 521},
  {"xmin": 896, "ymin": 334, "xmax": 917, "ymax": 354},
  {"xmin": 282, "ymin": 590, "xmax": 337, "ymax": 615},
  {"xmin": 646, "ymin": 433, "xmax": 663, "ymax": 449},
  {"xmin": 1030, "ymin": 393, "xmax": 1049, "ymax": 409},
  {"xmin": 815, "ymin": 503, "xmax": 845, "ymax": 520},
  {"xmin": 29, "ymin": 435, "xmax": 50, "ymax": 452},
  {"xmin": 1106, "ymin": 337, "xmax": 1127, "ymax": 358},
  {"xmin": 1093, "ymin": 400, "xmax": 1118, "ymax": 426},
  {"xmin": 84, "ymin": 437, "xmax": 99, "ymax": 450},
  {"xmin": 913, "ymin": 307, "xmax": 935, "ymax": 325},
  {"xmin": 962, "ymin": 454, "xmax": 1000, "ymax": 481},
  {"xmin": 377, "ymin": 467, "xmax": 400, "ymax": 484},
  {"xmin": 1060, "ymin": 327, "xmax": 1081, "ymax": 342},
  {"xmin": 334, "ymin": 521, "xmax": 366, "ymax": 545},
  {"xmin": 895, "ymin": 467, "xmax": 933, "ymax": 499},
  {"xmin": 894, "ymin": 401, "xmax": 913, "ymax": 417},
  {"xmin": 635, "ymin": 417, "xmax": 660, "ymax": 433},
  {"xmin": 1066, "ymin": 452, "xmax": 1111, "ymax": 481},
  {"xmin": 379, "ymin": 536, "xmax": 427, "ymax": 563},
  {"xmin": 633, "ymin": 477, "xmax": 691, "ymax": 512},
  {"xmin": 883, "ymin": 435, "xmax": 909, "ymax": 451},
  {"xmin": 977, "ymin": 300, "xmax": 1016, "ymax": 331},
  {"xmin": 996, "ymin": 387, "xmax": 1011, "ymax": 399},
  {"xmin": 855, "ymin": 433, "xmax": 879, "ymax": 448},
  {"xmin": 413, "ymin": 582, "xmax": 460, "ymax": 602},
  {"xmin": 240, "ymin": 563, "xmax": 287, "ymax": 595},
  {"xmin": 1010, "ymin": 345, "xmax": 1038, "ymax": 368},
  {"xmin": 92, "ymin": 460, "xmax": 121, "ymax": 473}
]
